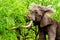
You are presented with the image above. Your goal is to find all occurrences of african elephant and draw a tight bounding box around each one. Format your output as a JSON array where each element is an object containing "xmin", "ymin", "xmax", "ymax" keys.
[
  {"xmin": 27, "ymin": 4, "xmax": 58, "ymax": 40},
  {"xmin": 10, "ymin": 4, "xmax": 60, "ymax": 40}
]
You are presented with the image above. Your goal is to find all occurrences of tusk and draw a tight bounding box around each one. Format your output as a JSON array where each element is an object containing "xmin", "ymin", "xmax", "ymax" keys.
[
  {"xmin": 10, "ymin": 20, "xmax": 33, "ymax": 30},
  {"xmin": 22, "ymin": 20, "xmax": 33, "ymax": 28}
]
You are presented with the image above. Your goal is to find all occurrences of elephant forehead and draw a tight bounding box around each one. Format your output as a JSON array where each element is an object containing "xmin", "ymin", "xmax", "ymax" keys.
[{"xmin": 29, "ymin": 6, "xmax": 39, "ymax": 11}]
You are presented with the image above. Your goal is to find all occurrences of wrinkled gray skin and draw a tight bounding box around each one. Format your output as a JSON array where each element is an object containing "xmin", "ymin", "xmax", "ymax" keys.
[
  {"xmin": 28, "ymin": 5, "xmax": 60, "ymax": 40},
  {"xmin": 56, "ymin": 22, "xmax": 60, "ymax": 40}
]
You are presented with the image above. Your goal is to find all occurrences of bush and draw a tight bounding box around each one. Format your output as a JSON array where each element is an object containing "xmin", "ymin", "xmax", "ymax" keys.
[{"xmin": 0, "ymin": 0, "xmax": 60, "ymax": 40}]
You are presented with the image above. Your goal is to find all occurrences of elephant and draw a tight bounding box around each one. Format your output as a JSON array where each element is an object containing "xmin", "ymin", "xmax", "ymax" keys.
[
  {"xmin": 27, "ymin": 4, "xmax": 59, "ymax": 40},
  {"xmin": 10, "ymin": 4, "xmax": 60, "ymax": 40}
]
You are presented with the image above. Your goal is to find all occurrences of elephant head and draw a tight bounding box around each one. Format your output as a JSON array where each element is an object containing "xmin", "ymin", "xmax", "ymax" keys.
[{"xmin": 28, "ymin": 4, "xmax": 55, "ymax": 27}]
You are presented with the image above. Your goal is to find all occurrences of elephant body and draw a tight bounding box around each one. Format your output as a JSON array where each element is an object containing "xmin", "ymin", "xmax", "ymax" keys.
[
  {"xmin": 33, "ymin": 13, "xmax": 57, "ymax": 40},
  {"xmin": 28, "ymin": 4, "xmax": 60, "ymax": 40}
]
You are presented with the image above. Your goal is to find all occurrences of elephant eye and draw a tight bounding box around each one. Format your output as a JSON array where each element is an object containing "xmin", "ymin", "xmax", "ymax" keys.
[
  {"xmin": 34, "ymin": 10, "xmax": 38, "ymax": 14},
  {"xmin": 35, "ymin": 11, "xmax": 38, "ymax": 14}
]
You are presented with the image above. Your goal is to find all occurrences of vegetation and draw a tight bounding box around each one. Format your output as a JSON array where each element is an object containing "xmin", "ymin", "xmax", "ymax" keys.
[{"xmin": 0, "ymin": 0, "xmax": 60, "ymax": 40}]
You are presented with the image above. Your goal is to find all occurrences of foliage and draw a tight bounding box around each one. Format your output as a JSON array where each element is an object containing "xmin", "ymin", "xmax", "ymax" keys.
[{"xmin": 0, "ymin": 0, "xmax": 60, "ymax": 40}]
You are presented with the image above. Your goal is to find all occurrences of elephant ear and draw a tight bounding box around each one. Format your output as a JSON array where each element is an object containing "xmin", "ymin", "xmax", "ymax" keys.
[{"xmin": 40, "ymin": 7, "xmax": 55, "ymax": 27}]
